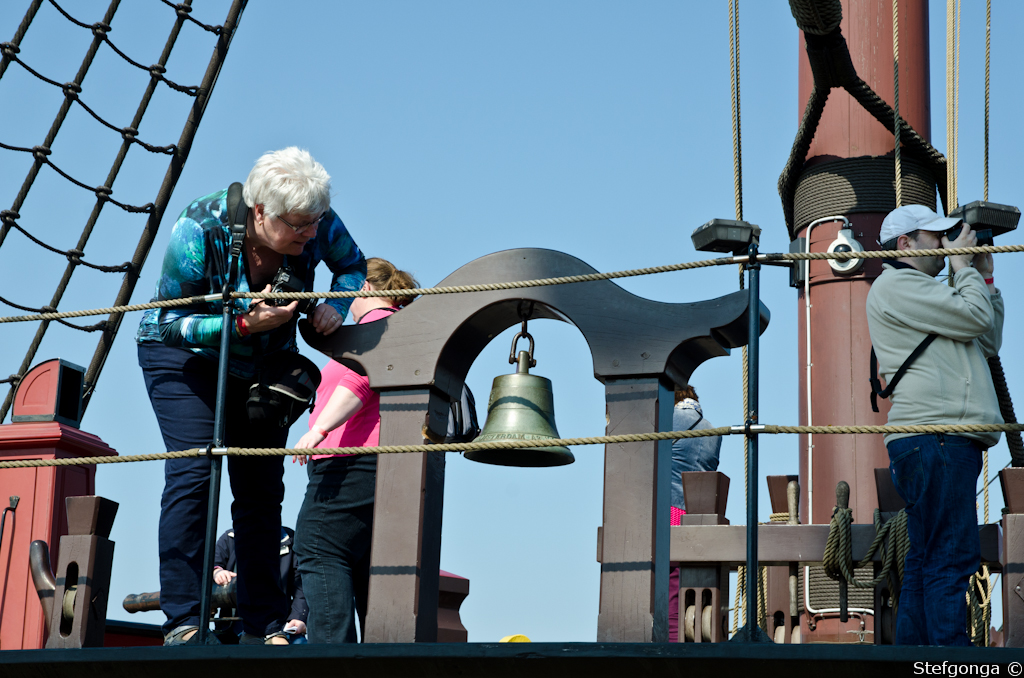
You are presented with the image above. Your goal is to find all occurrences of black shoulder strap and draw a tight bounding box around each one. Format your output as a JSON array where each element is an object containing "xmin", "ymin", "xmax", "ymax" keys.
[
  {"xmin": 225, "ymin": 182, "xmax": 247, "ymax": 260},
  {"xmin": 870, "ymin": 334, "xmax": 938, "ymax": 413},
  {"xmin": 686, "ymin": 411, "xmax": 704, "ymax": 431}
]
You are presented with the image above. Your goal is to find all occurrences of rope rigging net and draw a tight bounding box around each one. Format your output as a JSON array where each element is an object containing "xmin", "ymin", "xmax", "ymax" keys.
[{"xmin": 0, "ymin": 0, "xmax": 247, "ymax": 423}]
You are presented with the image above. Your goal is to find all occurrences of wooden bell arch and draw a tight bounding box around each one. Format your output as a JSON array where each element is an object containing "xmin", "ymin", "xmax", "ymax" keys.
[{"xmin": 301, "ymin": 247, "xmax": 769, "ymax": 642}]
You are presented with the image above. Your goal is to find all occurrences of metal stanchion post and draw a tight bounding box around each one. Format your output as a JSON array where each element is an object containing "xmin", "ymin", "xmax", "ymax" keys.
[
  {"xmin": 196, "ymin": 279, "xmax": 233, "ymax": 645},
  {"xmin": 731, "ymin": 241, "xmax": 772, "ymax": 643},
  {"xmin": 195, "ymin": 189, "xmax": 246, "ymax": 645}
]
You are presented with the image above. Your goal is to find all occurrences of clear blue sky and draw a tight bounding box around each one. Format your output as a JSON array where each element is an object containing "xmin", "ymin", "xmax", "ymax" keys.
[{"xmin": 1, "ymin": 0, "xmax": 1021, "ymax": 642}]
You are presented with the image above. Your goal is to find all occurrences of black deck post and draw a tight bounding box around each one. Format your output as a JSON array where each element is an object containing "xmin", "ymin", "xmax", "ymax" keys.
[
  {"xmin": 732, "ymin": 242, "xmax": 771, "ymax": 643},
  {"xmin": 197, "ymin": 275, "xmax": 236, "ymax": 643}
]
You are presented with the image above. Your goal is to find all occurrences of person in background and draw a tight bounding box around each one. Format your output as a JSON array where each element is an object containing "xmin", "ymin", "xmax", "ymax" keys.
[
  {"xmin": 867, "ymin": 204, "xmax": 1002, "ymax": 645},
  {"xmin": 668, "ymin": 385, "xmax": 722, "ymax": 643},
  {"xmin": 136, "ymin": 147, "xmax": 366, "ymax": 645},
  {"xmin": 293, "ymin": 258, "xmax": 417, "ymax": 643},
  {"xmin": 212, "ymin": 526, "xmax": 308, "ymax": 643}
]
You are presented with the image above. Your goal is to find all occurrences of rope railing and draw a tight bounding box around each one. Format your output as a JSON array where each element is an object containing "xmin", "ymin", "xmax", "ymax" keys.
[
  {"xmin": 2, "ymin": 243, "xmax": 1021, "ymax": 325},
  {"xmin": 3, "ymin": 422, "xmax": 1021, "ymax": 470}
]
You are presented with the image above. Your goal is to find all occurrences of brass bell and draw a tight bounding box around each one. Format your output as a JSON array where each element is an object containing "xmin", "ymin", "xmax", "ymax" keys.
[{"xmin": 466, "ymin": 324, "xmax": 574, "ymax": 468}]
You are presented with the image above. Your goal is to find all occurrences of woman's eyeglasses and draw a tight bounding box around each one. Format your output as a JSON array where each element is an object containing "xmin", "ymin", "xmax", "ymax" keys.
[{"xmin": 276, "ymin": 212, "xmax": 327, "ymax": 234}]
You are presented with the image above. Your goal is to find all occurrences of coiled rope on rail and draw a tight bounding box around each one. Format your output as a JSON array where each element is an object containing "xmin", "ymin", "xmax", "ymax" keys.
[
  {"xmin": 3, "ymin": 423, "xmax": 1022, "ymax": 470},
  {"xmin": 823, "ymin": 505, "xmax": 909, "ymax": 614},
  {"xmin": 3, "ymin": 243, "xmax": 1023, "ymax": 325}
]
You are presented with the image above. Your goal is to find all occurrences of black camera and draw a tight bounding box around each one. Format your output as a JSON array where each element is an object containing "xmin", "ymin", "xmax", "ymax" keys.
[
  {"xmin": 942, "ymin": 224, "xmax": 993, "ymax": 247},
  {"xmin": 268, "ymin": 266, "xmax": 316, "ymax": 314}
]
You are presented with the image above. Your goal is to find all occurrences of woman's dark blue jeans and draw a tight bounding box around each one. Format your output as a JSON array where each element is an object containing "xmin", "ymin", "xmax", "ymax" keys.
[
  {"xmin": 294, "ymin": 455, "xmax": 376, "ymax": 643},
  {"xmin": 886, "ymin": 433, "xmax": 983, "ymax": 646},
  {"xmin": 139, "ymin": 343, "xmax": 289, "ymax": 637}
]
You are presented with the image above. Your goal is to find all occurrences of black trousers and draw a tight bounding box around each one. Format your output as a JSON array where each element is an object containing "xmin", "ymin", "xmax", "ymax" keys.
[{"xmin": 294, "ymin": 455, "xmax": 376, "ymax": 643}]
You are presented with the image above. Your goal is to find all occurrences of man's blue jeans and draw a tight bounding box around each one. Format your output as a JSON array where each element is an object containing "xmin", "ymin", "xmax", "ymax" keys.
[{"xmin": 887, "ymin": 434, "xmax": 982, "ymax": 646}]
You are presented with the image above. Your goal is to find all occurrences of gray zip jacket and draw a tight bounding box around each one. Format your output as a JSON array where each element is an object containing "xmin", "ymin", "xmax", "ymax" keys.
[{"xmin": 866, "ymin": 263, "xmax": 1004, "ymax": 448}]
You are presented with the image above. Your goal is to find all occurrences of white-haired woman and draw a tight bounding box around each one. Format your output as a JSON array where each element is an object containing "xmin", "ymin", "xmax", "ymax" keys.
[{"xmin": 136, "ymin": 147, "xmax": 366, "ymax": 645}]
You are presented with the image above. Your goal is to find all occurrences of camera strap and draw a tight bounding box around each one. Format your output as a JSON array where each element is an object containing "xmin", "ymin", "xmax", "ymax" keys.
[
  {"xmin": 869, "ymin": 334, "xmax": 937, "ymax": 413},
  {"xmin": 225, "ymin": 182, "xmax": 247, "ymax": 275}
]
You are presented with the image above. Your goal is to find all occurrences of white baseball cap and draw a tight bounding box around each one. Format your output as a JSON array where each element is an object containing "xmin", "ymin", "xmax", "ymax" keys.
[{"xmin": 879, "ymin": 204, "xmax": 962, "ymax": 245}]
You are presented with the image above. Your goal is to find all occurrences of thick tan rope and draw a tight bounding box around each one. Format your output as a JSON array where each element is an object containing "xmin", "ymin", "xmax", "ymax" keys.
[
  {"xmin": 4, "ymin": 423, "xmax": 1022, "ymax": 470},
  {"xmin": 728, "ymin": 1, "xmax": 752, "ymax": 599},
  {"xmin": 0, "ymin": 256, "xmax": 739, "ymax": 324},
  {"xmin": 945, "ymin": 0, "xmax": 954, "ymax": 210},
  {"xmin": 984, "ymin": 0, "xmax": 991, "ymax": 202},
  {"xmin": 950, "ymin": 0, "xmax": 958, "ymax": 209},
  {"xmin": 2, "ymin": 245, "xmax": 1022, "ymax": 325},
  {"xmin": 892, "ymin": 0, "xmax": 903, "ymax": 207},
  {"xmin": 776, "ymin": 244, "xmax": 1024, "ymax": 261},
  {"xmin": 728, "ymin": 0, "xmax": 742, "ymax": 222},
  {"xmin": 733, "ymin": 565, "xmax": 745, "ymax": 633},
  {"xmin": 728, "ymin": 1, "xmax": 751, "ymax": 635},
  {"xmin": 983, "ymin": 448, "xmax": 990, "ymax": 524}
]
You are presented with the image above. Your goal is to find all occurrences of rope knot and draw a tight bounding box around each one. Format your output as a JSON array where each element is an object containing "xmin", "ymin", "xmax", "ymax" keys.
[
  {"xmin": 67, "ymin": 248, "xmax": 84, "ymax": 264},
  {"xmin": 61, "ymin": 82, "xmax": 82, "ymax": 99},
  {"xmin": 121, "ymin": 127, "xmax": 138, "ymax": 141},
  {"xmin": 91, "ymin": 22, "xmax": 111, "ymax": 36},
  {"xmin": 32, "ymin": 145, "xmax": 52, "ymax": 158},
  {"xmin": 804, "ymin": 29, "xmax": 858, "ymax": 89},
  {"xmin": 41, "ymin": 305, "xmax": 56, "ymax": 313},
  {"xmin": 149, "ymin": 64, "xmax": 167, "ymax": 76},
  {"xmin": 0, "ymin": 210, "xmax": 20, "ymax": 223},
  {"xmin": 174, "ymin": 3, "xmax": 192, "ymax": 15},
  {"xmin": 94, "ymin": 186, "xmax": 113, "ymax": 199},
  {"xmin": 0, "ymin": 42, "xmax": 20, "ymax": 56}
]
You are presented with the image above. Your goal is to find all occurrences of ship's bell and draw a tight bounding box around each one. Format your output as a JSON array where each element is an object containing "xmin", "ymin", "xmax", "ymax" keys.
[{"xmin": 466, "ymin": 330, "xmax": 574, "ymax": 467}]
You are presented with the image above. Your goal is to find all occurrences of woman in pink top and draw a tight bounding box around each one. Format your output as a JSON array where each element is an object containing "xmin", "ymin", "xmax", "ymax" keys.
[{"xmin": 292, "ymin": 258, "xmax": 417, "ymax": 644}]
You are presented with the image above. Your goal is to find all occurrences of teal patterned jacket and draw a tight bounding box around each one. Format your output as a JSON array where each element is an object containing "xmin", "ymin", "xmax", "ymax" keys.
[{"xmin": 136, "ymin": 188, "xmax": 366, "ymax": 378}]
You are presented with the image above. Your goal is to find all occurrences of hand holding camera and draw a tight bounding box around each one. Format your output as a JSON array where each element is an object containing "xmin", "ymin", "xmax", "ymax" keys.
[
  {"xmin": 267, "ymin": 266, "xmax": 316, "ymax": 314},
  {"xmin": 941, "ymin": 223, "xmax": 978, "ymax": 273},
  {"xmin": 244, "ymin": 284, "xmax": 298, "ymax": 334},
  {"xmin": 940, "ymin": 223, "xmax": 995, "ymax": 278}
]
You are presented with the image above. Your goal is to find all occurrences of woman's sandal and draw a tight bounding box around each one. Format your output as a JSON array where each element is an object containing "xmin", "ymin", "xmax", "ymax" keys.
[
  {"xmin": 163, "ymin": 625, "xmax": 199, "ymax": 646},
  {"xmin": 164, "ymin": 625, "xmax": 222, "ymax": 646}
]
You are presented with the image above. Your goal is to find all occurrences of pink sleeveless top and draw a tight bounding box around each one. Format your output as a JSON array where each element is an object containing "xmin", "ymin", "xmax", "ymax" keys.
[{"xmin": 309, "ymin": 307, "xmax": 396, "ymax": 459}]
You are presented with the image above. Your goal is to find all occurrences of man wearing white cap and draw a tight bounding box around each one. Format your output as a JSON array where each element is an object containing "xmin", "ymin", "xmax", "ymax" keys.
[{"xmin": 866, "ymin": 204, "xmax": 1003, "ymax": 646}]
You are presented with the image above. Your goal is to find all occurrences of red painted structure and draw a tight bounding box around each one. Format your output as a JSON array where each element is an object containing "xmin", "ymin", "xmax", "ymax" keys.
[
  {"xmin": 0, "ymin": 359, "xmax": 117, "ymax": 650},
  {"xmin": 795, "ymin": 0, "xmax": 931, "ymax": 642}
]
